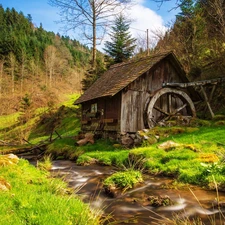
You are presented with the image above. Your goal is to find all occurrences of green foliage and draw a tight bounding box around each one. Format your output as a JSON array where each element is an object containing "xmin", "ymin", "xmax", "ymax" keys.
[
  {"xmin": 0, "ymin": 113, "xmax": 19, "ymax": 130},
  {"xmin": 103, "ymin": 170, "xmax": 143, "ymax": 189},
  {"xmin": 81, "ymin": 52, "xmax": 107, "ymax": 91},
  {"xmin": 104, "ymin": 14, "xmax": 136, "ymax": 63},
  {"xmin": 37, "ymin": 155, "xmax": 53, "ymax": 171},
  {"xmin": 128, "ymin": 125, "xmax": 225, "ymax": 189},
  {"xmin": 77, "ymin": 149, "xmax": 129, "ymax": 167},
  {"xmin": 0, "ymin": 159, "xmax": 101, "ymax": 225}
]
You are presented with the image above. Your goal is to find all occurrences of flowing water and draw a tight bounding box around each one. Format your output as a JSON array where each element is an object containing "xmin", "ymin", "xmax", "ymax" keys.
[{"xmin": 50, "ymin": 160, "xmax": 225, "ymax": 225}]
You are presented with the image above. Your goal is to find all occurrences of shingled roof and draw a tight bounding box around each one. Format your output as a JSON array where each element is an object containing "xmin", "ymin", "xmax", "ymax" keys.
[{"xmin": 75, "ymin": 51, "xmax": 187, "ymax": 104}]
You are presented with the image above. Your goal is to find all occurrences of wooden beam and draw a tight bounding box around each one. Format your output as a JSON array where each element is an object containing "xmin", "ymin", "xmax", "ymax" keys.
[
  {"xmin": 200, "ymin": 86, "xmax": 215, "ymax": 118},
  {"xmin": 163, "ymin": 77, "xmax": 225, "ymax": 88}
]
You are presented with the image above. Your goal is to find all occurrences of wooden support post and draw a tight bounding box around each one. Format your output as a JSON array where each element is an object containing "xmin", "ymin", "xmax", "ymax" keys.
[
  {"xmin": 200, "ymin": 86, "xmax": 215, "ymax": 118},
  {"xmin": 203, "ymin": 84, "xmax": 216, "ymax": 114}
]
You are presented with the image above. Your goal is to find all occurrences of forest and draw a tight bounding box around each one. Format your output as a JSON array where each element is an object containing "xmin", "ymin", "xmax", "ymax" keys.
[
  {"xmin": 0, "ymin": 5, "xmax": 95, "ymax": 115},
  {"xmin": 156, "ymin": 0, "xmax": 225, "ymax": 81}
]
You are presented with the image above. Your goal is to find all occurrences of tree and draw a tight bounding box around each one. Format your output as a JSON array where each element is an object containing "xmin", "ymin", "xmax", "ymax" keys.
[
  {"xmin": 7, "ymin": 52, "xmax": 17, "ymax": 95},
  {"xmin": 104, "ymin": 14, "xmax": 136, "ymax": 63},
  {"xmin": 0, "ymin": 57, "xmax": 4, "ymax": 97},
  {"xmin": 81, "ymin": 51, "xmax": 107, "ymax": 90},
  {"xmin": 49, "ymin": 0, "xmax": 132, "ymax": 69},
  {"xmin": 44, "ymin": 45, "xmax": 57, "ymax": 87}
]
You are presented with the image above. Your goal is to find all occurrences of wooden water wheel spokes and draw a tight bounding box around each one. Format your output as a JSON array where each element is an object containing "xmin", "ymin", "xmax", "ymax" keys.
[{"xmin": 147, "ymin": 88, "xmax": 196, "ymax": 128}]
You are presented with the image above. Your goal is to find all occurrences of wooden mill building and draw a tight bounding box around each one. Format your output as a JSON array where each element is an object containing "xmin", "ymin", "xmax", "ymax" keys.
[{"xmin": 75, "ymin": 51, "xmax": 198, "ymax": 136}]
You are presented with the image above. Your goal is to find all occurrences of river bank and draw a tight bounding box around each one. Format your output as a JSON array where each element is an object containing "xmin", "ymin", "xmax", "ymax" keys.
[
  {"xmin": 0, "ymin": 154, "xmax": 102, "ymax": 225},
  {"xmin": 51, "ymin": 159, "xmax": 225, "ymax": 225}
]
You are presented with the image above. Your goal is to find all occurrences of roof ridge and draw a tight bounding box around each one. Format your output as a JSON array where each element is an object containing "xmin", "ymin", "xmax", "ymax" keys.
[{"xmin": 109, "ymin": 51, "xmax": 173, "ymax": 69}]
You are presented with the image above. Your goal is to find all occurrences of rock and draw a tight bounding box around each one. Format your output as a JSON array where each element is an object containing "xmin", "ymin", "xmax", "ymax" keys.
[
  {"xmin": 147, "ymin": 195, "xmax": 173, "ymax": 207},
  {"xmin": 143, "ymin": 129, "xmax": 149, "ymax": 133},
  {"xmin": 143, "ymin": 135, "xmax": 149, "ymax": 140},
  {"xmin": 121, "ymin": 136, "xmax": 134, "ymax": 147},
  {"xmin": 104, "ymin": 186, "xmax": 120, "ymax": 198},
  {"xmin": 158, "ymin": 141, "xmax": 180, "ymax": 150},
  {"xmin": 146, "ymin": 135, "xmax": 158, "ymax": 145},
  {"xmin": 130, "ymin": 134, "xmax": 136, "ymax": 139},
  {"xmin": 6, "ymin": 154, "xmax": 19, "ymax": 164},
  {"xmin": 77, "ymin": 132, "xmax": 94, "ymax": 146}
]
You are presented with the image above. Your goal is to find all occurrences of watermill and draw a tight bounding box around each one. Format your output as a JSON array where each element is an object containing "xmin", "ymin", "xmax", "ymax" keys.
[{"xmin": 146, "ymin": 77, "xmax": 225, "ymax": 128}]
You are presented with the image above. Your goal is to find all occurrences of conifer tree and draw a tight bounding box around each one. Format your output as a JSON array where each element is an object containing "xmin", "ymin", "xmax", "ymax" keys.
[{"xmin": 104, "ymin": 14, "xmax": 136, "ymax": 63}]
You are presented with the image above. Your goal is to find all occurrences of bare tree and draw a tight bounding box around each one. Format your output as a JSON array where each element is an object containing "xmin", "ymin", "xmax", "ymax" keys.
[
  {"xmin": 8, "ymin": 52, "xmax": 17, "ymax": 95},
  {"xmin": 202, "ymin": 0, "xmax": 225, "ymax": 39},
  {"xmin": 0, "ymin": 57, "xmax": 5, "ymax": 97},
  {"xmin": 20, "ymin": 49, "xmax": 27, "ymax": 93},
  {"xmin": 49, "ymin": 0, "xmax": 133, "ymax": 69},
  {"xmin": 44, "ymin": 45, "xmax": 58, "ymax": 87}
]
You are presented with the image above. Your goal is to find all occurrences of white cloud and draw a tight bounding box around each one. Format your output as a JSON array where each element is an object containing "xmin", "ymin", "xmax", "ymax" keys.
[
  {"xmin": 98, "ymin": 0, "xmax": 168, "ymax": 51},
  {"xmin": 128, "ymin": 0, "xmax": 168, "ymax": 49}
]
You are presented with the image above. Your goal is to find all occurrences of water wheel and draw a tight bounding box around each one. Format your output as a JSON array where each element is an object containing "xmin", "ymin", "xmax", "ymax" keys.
[{"xmin": 146, "ymin": 88, "xmax": 196, "ymax": 128}]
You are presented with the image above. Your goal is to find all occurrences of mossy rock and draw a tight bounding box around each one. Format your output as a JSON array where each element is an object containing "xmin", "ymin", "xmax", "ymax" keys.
[
  {"xmin": 146, "ymin": 135, "xmax": 158, "ymax": 145},
  {"xmin": 189, "ymin": 118, "xmax": 212, "ymax": 127},
  {"xmin": 212, "ymin": 115, "xmax": 225, "ymax": 121},
  {"xmin": 147, "ymin": 195, "xmax": 174, "ymax": 207},
  {"xmin": 186, "ymin": 127, "xmax": 199, "ymax": 133},
  {"xmin": 214, "ymin": 120, "xmax": 225, "ymax": 126}
]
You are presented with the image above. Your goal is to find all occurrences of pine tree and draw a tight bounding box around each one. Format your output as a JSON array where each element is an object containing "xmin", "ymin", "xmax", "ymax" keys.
[{"xmin": 104, "ymin": 14, "xmax": 136, "ymax": 63}]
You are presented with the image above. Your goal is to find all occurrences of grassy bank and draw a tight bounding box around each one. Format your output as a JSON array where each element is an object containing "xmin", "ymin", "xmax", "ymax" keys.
[
  {"xmin": 1, "ymin": 94, "xmax": 225, "ymax": 219},
  {"xmin": 72, "ymin": 125, "xmax": 225, "ymax": 190},
  {"xmin": 0, "ymin": 155, "xmax": 102, "ymax": 225}
]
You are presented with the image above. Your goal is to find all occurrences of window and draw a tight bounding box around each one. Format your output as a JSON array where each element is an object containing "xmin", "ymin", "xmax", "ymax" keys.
[{"xmin": 91, "ymin": 103, "xmax": 97, "ymax": 113}]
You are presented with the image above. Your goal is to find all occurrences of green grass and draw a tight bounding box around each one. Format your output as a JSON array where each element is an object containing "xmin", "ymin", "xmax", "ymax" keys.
[
  {"xmin": 0, "ymin": 113, "xmax": 20, "ymax": 130},
  {"xmin": 103, "ymin": 170, "xmax": 143, "ymax": 190},
  {"xmin": 127, "ymin": 125, "xmax": 225, "ymax": 189},
  {"xmin": 0, "ymin": 159, "xmax": 101, "ymax": 225},
  {"xmin": 77, "ymin": 149, "xmax": 129, "ymax": 166}
]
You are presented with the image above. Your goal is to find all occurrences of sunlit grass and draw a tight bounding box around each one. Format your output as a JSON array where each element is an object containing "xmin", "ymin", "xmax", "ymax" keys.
[
  {"xmin": 0, "ymin": 159, "xmax": 102, "ymax": 225},
  {"xmin": 0, "ymin": 113, "xmax": 20, "ymax": 130}
]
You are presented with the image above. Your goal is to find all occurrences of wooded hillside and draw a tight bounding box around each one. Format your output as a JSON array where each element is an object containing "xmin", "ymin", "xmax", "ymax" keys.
[
  {"xmin": 155, "ymin": 0, "xmax": 225, "ymax": 81},
  {"xmin": 0, "ymin": 6, "xmax": 92, "ymax": 115},
  {"xmin": 1, "ymin": 2, "xmax": 225, "ymax": 117}
]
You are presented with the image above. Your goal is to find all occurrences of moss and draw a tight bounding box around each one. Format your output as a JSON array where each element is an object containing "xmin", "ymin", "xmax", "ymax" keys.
[
  {"xmin": 214, "ymin": 120, "xmax": 225, "ymax": 126},
  {"xmin": 212, "ymin": 114, "xmax": 225, "ymax": 121},
  {"xmin": 103, "ymin": 170, "xmax": 143, "ymax": 190},
  {"xmin": 198, "ymin": 153, "xmax": 219, "ymax": 163},
  {"xmin": 189, "ymin": 118, "xmax": 212, "ymax": 127}
]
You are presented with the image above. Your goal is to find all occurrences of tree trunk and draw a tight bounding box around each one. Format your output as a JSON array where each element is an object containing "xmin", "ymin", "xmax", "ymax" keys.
[
  {"xmin": 8, "ymin": 53, "xmax": 16, "ymax": 96},
  {"xmin": 92, "ymin": 1, "xmax": 96, "ymax": 70},
  {"xmin": 0, "ymin": 60, "xmax": 4, "ymax": 97}
]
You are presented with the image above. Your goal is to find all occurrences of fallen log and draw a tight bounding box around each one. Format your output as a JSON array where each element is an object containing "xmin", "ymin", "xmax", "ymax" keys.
[
  {"xmin": 77, "ymin": 133, "xmax": 94, "ymax": 146},
  {"xmin": 1, "ymin": 130, "xmax": 63, "ymax": 156}
]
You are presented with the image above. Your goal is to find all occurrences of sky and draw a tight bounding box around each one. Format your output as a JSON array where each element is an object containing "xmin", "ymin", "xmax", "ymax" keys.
[{"xmin": 1, "ymin": 0, "xmax": 180, "ymax": 50}]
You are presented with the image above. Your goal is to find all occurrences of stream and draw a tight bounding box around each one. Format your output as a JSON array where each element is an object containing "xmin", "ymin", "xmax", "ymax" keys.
[{"xmin": 50, "ymin": 160, "xmax": 225, "ymax": 225}]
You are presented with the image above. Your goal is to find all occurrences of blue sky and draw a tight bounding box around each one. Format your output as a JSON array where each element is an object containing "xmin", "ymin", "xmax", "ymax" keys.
[
  {"xmin": 1, "ymin": 0, "xmax": 180, "ymax": 48},
  {"xmin": 1, "ymin": 0, "xmax": 61, "ymax": 33}
]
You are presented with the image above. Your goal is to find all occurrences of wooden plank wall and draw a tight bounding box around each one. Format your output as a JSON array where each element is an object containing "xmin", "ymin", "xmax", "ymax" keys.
[
  {"xmin": 81, "ymin": 94, "xmax": 121, "ymax": 132},
  {"xmin": 121, "ymin": 60, "xmax": 185, "ymax": 132}
]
